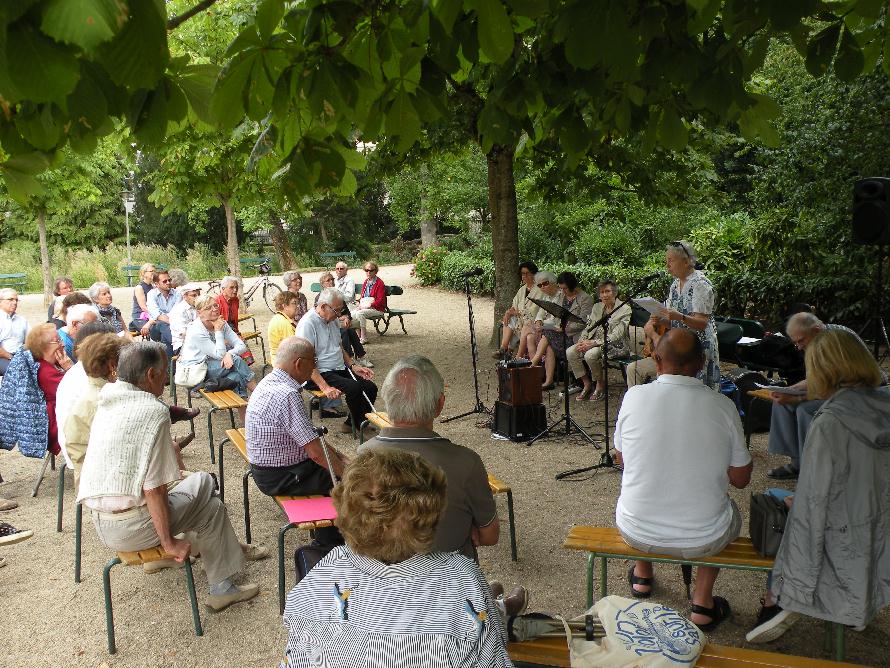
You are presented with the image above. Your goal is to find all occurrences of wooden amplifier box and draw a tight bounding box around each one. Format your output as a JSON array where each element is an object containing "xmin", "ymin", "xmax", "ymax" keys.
[{"xmin": 497, "ymin": 364, "xmax": 544, "ymax": 406}]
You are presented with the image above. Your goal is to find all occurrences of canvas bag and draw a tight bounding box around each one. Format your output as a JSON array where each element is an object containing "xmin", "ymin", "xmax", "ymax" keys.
[
  {"xmin": 174, "ymin": 360, "xmax": 207, "ymax": 387},
  {"xmin": 749, "ymin": 492, "xmax": 788, "ymax": 557},
  {"xmin": 561, "ymin": 596, "xmax": 704, "ymax": 668}
]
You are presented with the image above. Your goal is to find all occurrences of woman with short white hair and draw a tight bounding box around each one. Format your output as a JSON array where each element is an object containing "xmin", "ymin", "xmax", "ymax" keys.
[
  {"xmin": 215, "ymin": 276, "xmax": 243, "ymax": 336},
  {"xmin": 282, "ymin": 271, "xmax": 309, "ymax": 323},
  {"xmin": 89, "ymin": 282, "xmax": 127, "ymax": 334}
]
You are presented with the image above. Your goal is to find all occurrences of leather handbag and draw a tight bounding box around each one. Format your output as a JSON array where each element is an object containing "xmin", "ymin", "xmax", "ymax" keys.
[
  {"xmin": 749, "ymin": 492, "xmax": 788, "ymax": 557},
  {"xmin": 174, "ymin": 361, "xmax": 207, "ymax": 387}
]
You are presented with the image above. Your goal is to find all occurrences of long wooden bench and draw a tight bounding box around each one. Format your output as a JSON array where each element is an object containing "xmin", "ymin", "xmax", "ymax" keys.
[
  {"xmin": 507, "ymin": 636, "xmax": 867, "ymax": 668},
  {"xmin": 360, "ymin": 410, "xmax": 518, "ymax": 561},
  {"xmin": 186, "ymin": 389, "xmax": 246, "ymax": 464},
  {"xmin": 367, "ymin": 285, "xmax": 417, "ymax": 335},
  {"xmin": 221, "ymin": 428, "xmax": 335, "ymax": 614}
]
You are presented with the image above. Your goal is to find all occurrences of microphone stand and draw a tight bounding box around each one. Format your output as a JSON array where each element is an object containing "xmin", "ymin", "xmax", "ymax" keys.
[
  {"xmin": 556, "ymin": 282, "xmax": 649, "ymax": 479},
  {"xmin": 442, "ymin": 274, "xmax": 489, "ymax": 422}
]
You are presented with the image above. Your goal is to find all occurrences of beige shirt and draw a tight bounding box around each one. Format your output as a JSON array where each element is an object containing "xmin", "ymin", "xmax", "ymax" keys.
[{"xmin": 511, "ymin": 284, "xmax": 543, "ymax": 327}]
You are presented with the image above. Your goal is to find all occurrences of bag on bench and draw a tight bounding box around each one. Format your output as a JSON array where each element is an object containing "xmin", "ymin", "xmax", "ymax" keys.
[{"xmin": 749, "ymin": 492, "xmax": 788, "ymax": 557}]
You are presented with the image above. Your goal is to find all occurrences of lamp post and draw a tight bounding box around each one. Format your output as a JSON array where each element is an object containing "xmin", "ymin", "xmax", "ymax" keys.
[{"xmin": 122, "ymin": 191, "xmax": 135, "ymax": 264}]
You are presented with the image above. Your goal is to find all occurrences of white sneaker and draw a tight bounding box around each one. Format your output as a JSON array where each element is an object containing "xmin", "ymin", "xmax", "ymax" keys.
[
  {"xmin": 355, "ymin": 357, "xmax": 374, "ymax": 368},
  {"xmin": 746, "ymin": 605, "xmax": 799, "ymax": 643}
]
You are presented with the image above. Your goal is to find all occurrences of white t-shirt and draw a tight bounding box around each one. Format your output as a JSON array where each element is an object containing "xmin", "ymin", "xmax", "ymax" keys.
[
  {"xmin": 56, "ymin": 361, "xmax": 88, "ymax": 467},
  {"xmin": 614, "ymin": 374, "xmax": 750, "ymax": 548},
  {"xmin": 169, "ymin": 300, "xmax": 197, "ymax": 352},
  {"xmin": 0, "ymin": 311, "xmax": 29, "ymax": 353}
]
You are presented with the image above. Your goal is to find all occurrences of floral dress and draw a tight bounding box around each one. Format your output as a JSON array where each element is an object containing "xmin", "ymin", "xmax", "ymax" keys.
[{"xmin": 666, "ymin": 270, "xmax": 720, "ymax": 389}]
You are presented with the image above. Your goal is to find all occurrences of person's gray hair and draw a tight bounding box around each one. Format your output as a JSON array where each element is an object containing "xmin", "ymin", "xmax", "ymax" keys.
[
  {"xmin": 534, "ymin": 270, "xmax": 557, "ymax": 286},
  {"xmin": 88, "ymin": 281, "xmax": 111, "ymax": 302},
  {"xmin": 66, "ymin": 303, "xmax": 98, "ymax": 325},
  {"xmin": 0, "ymin": 287, "xmax": 17, "ymax": 301},
  {"xmin": 282, "ymin": 270, "xmax": 302, "ymax": 285},
  {"xmin": 220, "ymin": 276, "xmax": 239, "ymax": 290},
  {"xmin": 317, "ymin": 287, "xmax": 344, "ymax": 306},
  {"xmin": 117, "ymin": 341, "xmax": 167, "ymax": 385},
  {"xmin": 275, "ymin": 336, "xmax": 314, "ymax": 368},
  {"xmin": 168, "ymin": 268, "xmax": 188, "ymax": 288},
  {"xmin": 666, "ymin": 239, "xmax": 697, "ymax": 263},
  {"xmin": 787, "ymin": 312, "xmax": 824, "ymax": 335},
  {"xmin": 381, "ymin": 355, "xmax": 445, "ymax": 425}
]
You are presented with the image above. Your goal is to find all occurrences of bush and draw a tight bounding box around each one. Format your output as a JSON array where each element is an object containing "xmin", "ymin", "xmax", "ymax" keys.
[
  {"xmin": 413, "ymin": 245, "xmax": 449, "ymax": 285},
  {"xmin": 439, "ymin": 251, "xmax": 495, "ymax": 293}
]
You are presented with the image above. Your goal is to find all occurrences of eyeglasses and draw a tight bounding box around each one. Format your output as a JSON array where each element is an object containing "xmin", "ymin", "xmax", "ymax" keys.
[
  {"xmin": 159, "ymin": 279, "xmax": 172, "ymax": 284},
  {"xmin": 669, "ymin": 241, "xmax": 689, "ymax": 259},
  {"xmin": 537, "ymin": 281, "xmax": 551, "ymax": 288},
  {"xmin": 364, "ymin": 268, "xmax": 376, "ymax": 273},
  {"xmin": 324, "ymin": 303, "xmax": 345, "ymax": 314},
  {"xmin": 0, "ymin": 297, "xmax": 18, "ymax": 302}
]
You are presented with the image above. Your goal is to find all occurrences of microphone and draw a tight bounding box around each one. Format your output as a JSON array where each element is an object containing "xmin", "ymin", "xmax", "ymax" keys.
[{"xmin": 460, "ymin": 267, "xmax": 485, "ymax": 278}]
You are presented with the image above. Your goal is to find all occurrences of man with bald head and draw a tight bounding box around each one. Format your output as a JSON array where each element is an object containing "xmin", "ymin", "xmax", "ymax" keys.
[
  {"xmin": 245, "ymin": 336, "xmax": 348, "ymax": 545},
  {"xmin": 614, "ymin": 329, "xmax": 752, "ymax": 631}
]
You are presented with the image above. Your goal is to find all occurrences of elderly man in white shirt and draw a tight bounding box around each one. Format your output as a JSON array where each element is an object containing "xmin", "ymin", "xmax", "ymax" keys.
[
  {"xmin": 0, "ymin": 288, "xmax": 28, "ymax": 376},
  {"xmin": 169, "ymin": 283, "xmax": 201, "ymax": 356},
  {"xmin": 333, "ymin": 262, "xmax": 355, "ymax": 303}
]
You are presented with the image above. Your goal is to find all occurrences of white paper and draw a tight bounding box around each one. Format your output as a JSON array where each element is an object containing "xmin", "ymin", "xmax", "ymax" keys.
[
  {"xmin": 632, "ymin": 297, "xmax": 665, "ymax": 315},
  {"xmin": 738, "ymin": 336, "xmax": 760, "ymax": 344},
  {"xmin": 755, "ymin": 383, "xmax": 806, "ymax": 396}
]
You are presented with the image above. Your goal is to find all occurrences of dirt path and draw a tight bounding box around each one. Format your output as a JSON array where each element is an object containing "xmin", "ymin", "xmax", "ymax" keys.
[{"xmin": 1, "ymin": 264, "xmax": 886, "ymax": 667}]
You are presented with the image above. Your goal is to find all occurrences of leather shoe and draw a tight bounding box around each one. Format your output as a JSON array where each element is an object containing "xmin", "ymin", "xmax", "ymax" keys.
[
  {"xmin": 321, "ymin": 409, "xmax": 347, "ymax": 419},
  {"xmin": 0, "ymin": 497, "xmax": 18, "ymax": 511},
  {"xmin": 767, "ymin": 464, "xmax": 799, "ymax": 480},
  {"xmin": 490, "ymin": 580, "xmax": 505, "ymax": 600},
  {"xmin": 205, "ymin": 583, "xmax": 259, "ymax": 613},
  {"xmin": 502, "ymin": 586, "xmax": 529, "ymax": 617}
]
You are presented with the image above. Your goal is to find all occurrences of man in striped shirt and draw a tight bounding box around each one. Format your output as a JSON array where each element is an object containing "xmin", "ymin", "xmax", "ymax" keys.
[{"xmin": 245, "ymin": 336, "xmax": 348, "ymax": 545}]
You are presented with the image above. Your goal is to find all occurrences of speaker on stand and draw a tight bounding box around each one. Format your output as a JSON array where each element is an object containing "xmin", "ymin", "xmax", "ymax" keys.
[{"xmin": 852, "ymin": 178, "xmax": 890, "ymax": 361}]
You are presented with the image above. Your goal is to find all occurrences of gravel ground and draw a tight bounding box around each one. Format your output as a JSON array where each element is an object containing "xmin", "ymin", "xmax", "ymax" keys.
[{"xmin": 1, "ymin": 263, "xmax": 887, "ymax": 667}]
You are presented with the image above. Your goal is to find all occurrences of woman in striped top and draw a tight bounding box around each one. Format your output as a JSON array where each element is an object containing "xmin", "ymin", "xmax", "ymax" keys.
[{"xmin": 281, "ymin": 449, "xmax": 513, "ymax": 668}]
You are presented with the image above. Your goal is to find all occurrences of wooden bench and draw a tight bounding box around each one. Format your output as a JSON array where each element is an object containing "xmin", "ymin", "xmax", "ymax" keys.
[
  {"xmin": 366, "ymin": 285, "xmax": 417, "ymax": 335},
  {"xmin": 0, "ymin": 272, "xmax": 26, "ymax": 291},
  {"xmin": 237, "ymin": 310, "xmax": 257, "ymax": 333},
  {"xmin": 242, "ymin": 330, "xmax": 269, "ymax": 368},
  {"xmin": 121, "ymin": 263, "xmax": 167, "ymax": 287},
  {"xmin": 507, "ymin": 636, "xmax": 867, "ymax": 668},
  {"xmin": 360, "ymin": 410, "xmax": 518, "ymax": 561},
  {"xmin": 220, "ymin": 428, "xmax": 335, "ymax": 613},
  {"xmin": 186, "ymin": 389, "xmax": 247, "ymax": 464},
  {"xmin": 103, "ymin": 545, "xmax": 202, "ymax": 654},
  {"xmin": 240, "ymin": 257, "xmax": 270, "ymax": 274},
  {"xmin": 319, "ymin": 251, "xmax": 356, "ymax": 268}
]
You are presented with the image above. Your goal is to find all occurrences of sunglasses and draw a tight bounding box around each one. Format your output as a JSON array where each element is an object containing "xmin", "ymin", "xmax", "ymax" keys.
[
  {"xmin": 364, "ymin": 268, "xmax": 376, "ymax": 272},
  {"xmin": 537, "ymin": 280, "xmax": 551, "ymax": 288}
]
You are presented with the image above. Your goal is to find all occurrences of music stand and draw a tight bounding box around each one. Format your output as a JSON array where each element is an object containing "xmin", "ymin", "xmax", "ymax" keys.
[
  {"xmin": 442, "ymin": 274, "xmax": 490, "ymax": 422},
  {"xmin": 524, "ymin": 297, "xmax": 599, "ymax": 448}
]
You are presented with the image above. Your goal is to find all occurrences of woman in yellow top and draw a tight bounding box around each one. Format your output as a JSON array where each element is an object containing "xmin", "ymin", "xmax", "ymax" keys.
[{"xmin": 268, "ymin": 291, "xmax": 300, "ymax": 360}]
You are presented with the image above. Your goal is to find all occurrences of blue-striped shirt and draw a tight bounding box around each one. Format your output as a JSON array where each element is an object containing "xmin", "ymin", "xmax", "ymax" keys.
[{"xmin": 281, "ymin": 547, "xmax": 513, "ymax": 668}]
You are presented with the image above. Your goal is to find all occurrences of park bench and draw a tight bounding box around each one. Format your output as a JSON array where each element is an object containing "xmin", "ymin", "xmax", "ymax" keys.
[
  {"xmin": 360, "ymin": 410, "xmax": 518, "ymax": 561},
  {"xmin": 219, "ymin": 427, "xmax": 336, "ymax": 613},
  {"xmin": 507, "ymin": 636, "xmax": 866, "ymax": 668},
  {"xmin": 0, "ymin": 272, "xmax": 26, "ymax": 292},
  {"xmin": 122, "ymin": 263, "xmax": 166, "ymax": 287},
  {"xmin": 564, "ymin": 526, "xmax": 851, "ymax": 661},
  {"xmin": 102, "ymin": 545, "xmax": 202, "ymax": 654},
  {"xmin": 240, "ymin": 256, "xmax": 270, "ymax": 274},
  {"xmin": 368, "ymin": 285, "xmax": 417, "ymax": 335},
  {"xmin": 318, "ymin": 251, "xmax": 356, "ymax": 267}
]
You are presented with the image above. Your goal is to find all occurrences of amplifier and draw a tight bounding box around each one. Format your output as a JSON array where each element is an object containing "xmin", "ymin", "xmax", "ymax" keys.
[
  {"xmin": 498, "ymin": 365, "xmax": 544, "ymax": 406},
  {"xmin": 493, "ymin": 401, "xmax": 546, "ymax": 442}
]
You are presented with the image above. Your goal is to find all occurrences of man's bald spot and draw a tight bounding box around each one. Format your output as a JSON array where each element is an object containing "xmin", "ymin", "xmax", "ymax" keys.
[
  {"xmin": 276, "ymin": 335, "xmax": 314, "ymax": 368},
  {"xmin": 655, "ymin": 328, "xmax": 704, "ymax": 376}
]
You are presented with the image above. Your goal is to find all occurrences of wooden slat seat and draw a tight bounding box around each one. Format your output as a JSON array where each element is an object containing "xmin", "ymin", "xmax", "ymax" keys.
[
  {"xmin": 507, "ymin": 637, "xmax": 868, "ymax": 668},
  {"xmin": 117, "ymin": 545, "xmax": 173, "ymax": 566},
  {"xmin": 748, "ymin": 388, "xmax": 773, "ymax": 402},
  {"xmin": 190, "ymin": 389, "xmax": 247, "ymax": 465}
]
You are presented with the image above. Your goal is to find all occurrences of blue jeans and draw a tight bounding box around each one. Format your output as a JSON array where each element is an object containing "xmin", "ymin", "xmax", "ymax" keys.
[
  {"xmin": 206, "ymin": 355, "xmax": 254, "ymax": 397},
  {"xmin": 149, "ymin": 321, "xmax": 174, "ymax": 361}
]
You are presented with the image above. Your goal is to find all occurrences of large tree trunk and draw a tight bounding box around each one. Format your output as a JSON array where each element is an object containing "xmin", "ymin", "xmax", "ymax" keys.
[
  {"xmin": 419, "ymin": 164, "xmax": 438, "ymax": 247},
  {"xmin": 37, "ymin": 209, "xmax": 52, "ymax": 306},
  {"xmin": 220, "ymin": 195, "xmax": 241, "ymax": 277},
  {"xmin": 269, "ymin": 213, "xmax": 296, "ymax": 270},
  {"xmin": 486, "ymin": 145, "xmax": 520, "ymax": 346},
  {"xmin": 317, "ymin": 218, "xmax": 329, "ymax": 245}
]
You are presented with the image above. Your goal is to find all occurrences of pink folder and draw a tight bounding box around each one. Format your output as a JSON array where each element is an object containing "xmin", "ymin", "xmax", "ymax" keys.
[{"xmin": 280, "ymin": 497, "xmax": 337, "ymax": 524}]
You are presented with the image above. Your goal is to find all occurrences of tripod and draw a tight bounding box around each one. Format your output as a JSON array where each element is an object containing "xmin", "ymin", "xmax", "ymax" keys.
[
  {"xmin": 557, "ymin": 284, "xmax": 648, "ymax": 479},
  {"xmin": 525, "ymin": 300, "xmax": 598, "ymax": 448},
  {"xmin": 442, "ymin": 276, "xmax": 489, "ymax": 422},
  {"xmin": 859, "ymin": 245, "xmax": 890, "ymax": 362}
]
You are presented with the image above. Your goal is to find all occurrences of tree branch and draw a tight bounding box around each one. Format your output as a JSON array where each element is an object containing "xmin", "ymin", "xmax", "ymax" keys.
[{"xmin": 167, "ymin": 0, "xmax": 221, "ymax": 31}]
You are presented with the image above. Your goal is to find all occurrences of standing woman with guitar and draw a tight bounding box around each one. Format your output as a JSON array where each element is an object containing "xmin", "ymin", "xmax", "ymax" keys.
[{"xmin": 650, "ymin": 240, "xmax": 720, "ymax": 389}]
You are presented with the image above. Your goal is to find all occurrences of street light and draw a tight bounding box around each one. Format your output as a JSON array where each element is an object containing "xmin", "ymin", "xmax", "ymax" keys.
[{"xmin": 122, "ymin": 191, "xmax": 136, "ymax": 264}]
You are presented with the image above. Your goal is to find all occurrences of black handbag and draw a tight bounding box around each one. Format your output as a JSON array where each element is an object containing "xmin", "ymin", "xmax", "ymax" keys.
[
  {"xmin": 200, "ymin": 375, "xmax": 238, "ymax": 393},
  {"xmin": 749, "ymin": 493, "xmax": 788, "ymax": 557}
]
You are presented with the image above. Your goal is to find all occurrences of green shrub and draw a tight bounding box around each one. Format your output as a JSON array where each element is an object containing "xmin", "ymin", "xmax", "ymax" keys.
[
  {"xmin": 413, "ymin": 245, "xmax": 449, "ymax": 285},
  {"xmin": 439, "ymin": 251, "xmax": 495, "ymax": 293}
]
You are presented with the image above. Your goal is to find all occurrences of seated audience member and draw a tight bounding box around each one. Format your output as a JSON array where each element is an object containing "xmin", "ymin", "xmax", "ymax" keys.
[
  {"xmin": 146, "ymin": 269, "xmax": 181, "ymax": 360},
  {"xmin": 747, "ymin": 329, "xmax": 890, "ymax": 643},
  {"xmin": 77, "ymin": 341, "xmax": 265, "ymax": 611},
  {"xmin": 353, "ymin": 261, "xmax": 386, "ymax": 345},
  {"xmin": 245, "ymin": 336, "xmax": 347, "ymax": 546},
  {"xmin": 282, "ymin": 271, "xmax": 309, "ymax": 324},
  {"xmin": 556, "ymin": 271, "xmax": 593, "ymax": 342},
  {"xmin": 215, "ymin": 276, "xmax": 243, "ymax": 336},
  {"xmin": 566, "ymin": 279, "xmax": 632, "ymax": 401},
  {"xmin": 169, "ymin": 283, "xmax": 201, "ymax": 356},
  {"xmin": 614, "ymin": 329, "xmax": 752, "ymax": 630},
  {"xmin": 48, "ymin": 277, "xmax": 73, "ymax": 327},
  {"xmin": 0, "ymin": 288, "xmax": 29, "ymax": 375},
  {"xmin": 59, "ymin": 291, "xmax": 92, "ymax": 324},
  {"xmin": 280, "ymin": 448, "xmax": 513, "ymax": 668},
  {"xmin": 317, "ymin": 272, "xmax": 371, "ymax": 368},
  {"xmin": 493, "ymin": 261, "xmax": 541, "ymax": 359},
  {"xmin": 59, "ymin": 303, "xmax": 99, "ymax": 361},
  {"xmin": 765, "ymin": 312, "xmax": 882, "ymax": 480},
  {"xmin": 526, "ymin": 271, "xmax": 566, "ymax": 390},
  {"xmin": 168, "ymin": 268, "xmax": 189, "ymax": 290},
  {"xmin": 179, "ymin": 295, "xmax": 256, "ymax": 400},
  {"xmin": 295, "ymin": 288, "xmax": 377, "ymax": 433},
  {"xmin": 89, "ymin": 282, "xmax": 128, "ymax": 335},
  {"xmin": 130, "ymin": 262, "xmax": 156, "ymax": 332},
  {"xmin": 267, "ymin": 291, "xmax": 299, "ymax": 361},
  {"xmin": 333, "ymin": 261, "xmax": 355, "ymax": 303},
  {"xmin": 25, "ymin": 323, "xmax": 74, "ymax": 456}
]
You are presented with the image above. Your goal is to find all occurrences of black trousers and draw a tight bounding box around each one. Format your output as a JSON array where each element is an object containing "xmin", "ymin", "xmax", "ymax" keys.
[
  {"xmin": 251, "ymin": 459, "xmax": 343, "ymax": 546},
  {"xmin": 308, "ymin": 369, "xmax": 377, "ymax": 426},
  {"xmin": 341, "ymin": 328, "xmax": 366, "ymax": 359}
]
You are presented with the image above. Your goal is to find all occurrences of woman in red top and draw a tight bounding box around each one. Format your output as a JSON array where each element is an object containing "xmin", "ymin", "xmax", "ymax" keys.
[
  {"xmin": 354, "ymin": 262, "xmax": 387, "ymax": 344},
  {"xmin": 25, "ymin": 323, "xmax": 73, "ymax": 456},
  {"xmin": 215, "ymin": 276, "xmax": 241, "ymax": 335}
]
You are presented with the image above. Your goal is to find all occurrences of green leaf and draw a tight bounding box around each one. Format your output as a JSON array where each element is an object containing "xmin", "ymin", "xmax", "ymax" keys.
[
  {"xmin": 562, "ymin": 2, "xmax": 598, "ymax": 69},
  {"xmin": 685, "ymin": 0, "xmax": 710, "ymax": 10},
  {"xmin": 558, "ymin": 114, "xmax": 589, "ymax": 157},
  {"xmin": 14, "ymin": 104, "xmax": 62, "ymax": 150},
  {"xmin": 255, "ymin": 0, "xmax": 284, "ymax": 43},
  {"xmin": 209, "ymin": 51, "xmax": 258, "ymax": 128},
  {"xmin": 174, "ymin": 64, "xmax": 218, "ymax": 124},
  {"xmin": 883, "ymin": 30, "xmax": 890, "ymax": 79},
  {"xmin": 833, "ymin": 25, "xmax": 864, "ymax": 81},
  {"xmin": 1, "ymin": 151, "xmax": 53, "ymax": 202},
  {"xmin": 472, "ymin": 0, "xmax": 514, "ymax": 64},
  {"xmin": 430, "ymin": 0, "xmax": 462, "ymax": 35},
  {"xmin": 6, "ymin": 23, "xmax": 80, "ymax": 103},
  {"xmin": 853, "ymin": 0, "xmax": 884, "ymax": 19},
  {"xmin": 98, "ymin": 0, "xmax": 168, "ymax": 89},
  {"xmin": 385, "ymin": 90, "xmax": 421, "ymax": 152},
  {"xmin": 505, "ymin": 0, "xmax": 551, "ymax": 17},
  {"xmin": 41, "ymin": 0, "xmax": 126, "ymax": 51},
  {"xmin": 657, "ymin": 107, "xmax": 688, "ymax": 151},
  {"xmin": 805, "ymin": 22, "xmax": 841, "ymax": 78}
]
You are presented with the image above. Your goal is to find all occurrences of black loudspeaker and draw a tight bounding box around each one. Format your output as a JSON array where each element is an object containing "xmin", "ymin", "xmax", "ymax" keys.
[
  {"xmin": 853, "ymin": 177, "xmax": 890, "ymax": 245},
  {"xmin": 493, "ymin": 401, "xmax": 546, "ymax": 441}
]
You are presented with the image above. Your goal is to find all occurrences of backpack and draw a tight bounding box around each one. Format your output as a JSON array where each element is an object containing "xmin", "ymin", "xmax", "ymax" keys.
[{"xmin": 726, "ymin": 368, "xmax": 773, "ymax": 433}]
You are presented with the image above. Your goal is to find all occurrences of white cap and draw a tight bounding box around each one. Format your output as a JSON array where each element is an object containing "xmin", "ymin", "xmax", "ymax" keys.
[{"xmin": 180, "ymin": 283, "xmax": 202, "ymax": 293}]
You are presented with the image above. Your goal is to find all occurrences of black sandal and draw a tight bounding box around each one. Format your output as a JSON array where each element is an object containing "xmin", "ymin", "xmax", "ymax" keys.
[
  {"xmin": 627, "ymin": 564, "xmax": 654, "ymax": 598},
  {"xmin": 691, "ymin": 596, "xmax": 731, "ymax": 631}
]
